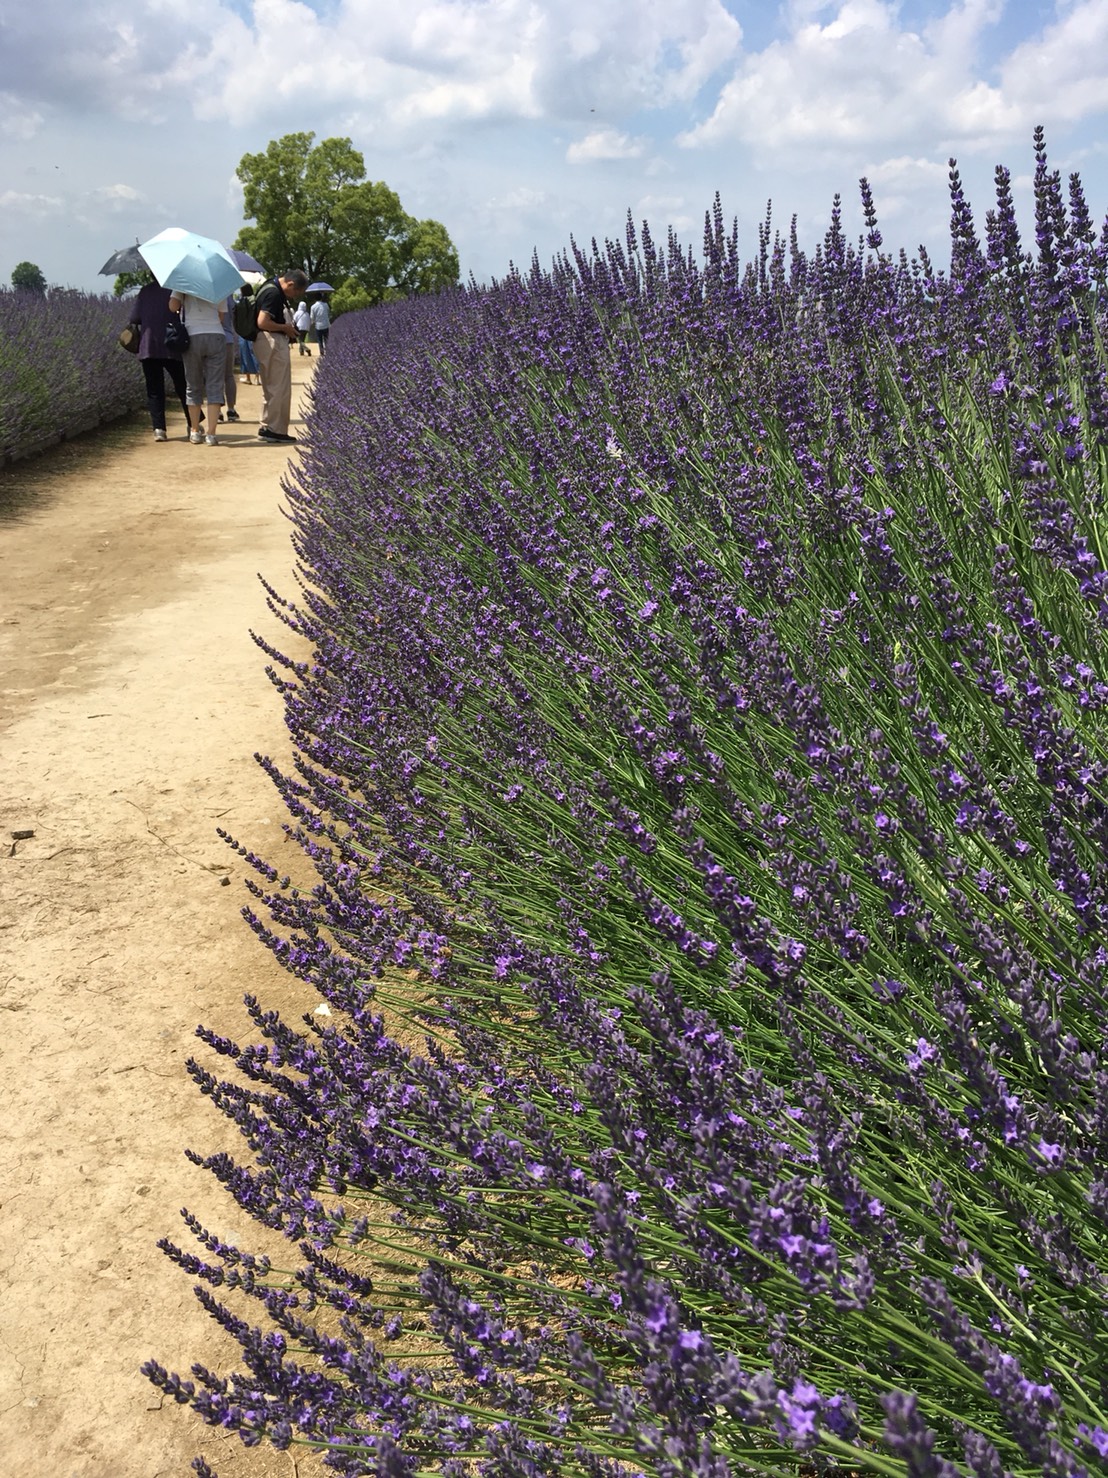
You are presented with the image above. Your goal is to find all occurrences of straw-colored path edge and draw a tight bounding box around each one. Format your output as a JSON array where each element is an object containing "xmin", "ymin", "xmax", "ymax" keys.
[{"xmin": 1, "ymin": 363, "xmax": 330, "ymax": 1477}]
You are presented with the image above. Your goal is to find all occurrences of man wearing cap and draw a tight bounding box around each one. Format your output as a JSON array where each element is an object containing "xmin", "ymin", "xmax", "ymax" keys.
[{"xmin": 254, "ymin": 269, "xmax": 309, "ymax": 443}]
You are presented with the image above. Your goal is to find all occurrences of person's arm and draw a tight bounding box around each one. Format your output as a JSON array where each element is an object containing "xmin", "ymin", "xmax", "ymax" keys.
[
  {"xmin": 257, "ymin": 310, "xmax": 294, "ymax": 336},
  {"xmin": 168, "ymin": 292, "xmax": 183, "ymax": 314},
  {"xmin": 257, "ymin": 295, "xmax": 295, "ymax": 337}
]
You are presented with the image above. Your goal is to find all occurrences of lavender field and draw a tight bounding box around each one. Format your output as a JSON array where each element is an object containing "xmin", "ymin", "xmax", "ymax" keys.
[
  {"xmin": 149, "ymin": 133, "xmax": 1108, "ymax": 1476},
  {"xmin": 0, "ymin": 287, "xmax": 143, "ymax": 463}
]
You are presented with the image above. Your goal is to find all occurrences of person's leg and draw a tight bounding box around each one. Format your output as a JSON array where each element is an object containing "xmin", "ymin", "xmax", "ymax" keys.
[
  {"xmin": 254, "ymin": 331, "xmax": 277, "ymax": 431},
  {"xmin": 239, "ymin": 336, "xmax": 258, "ymax": 383},
  {"xmin": 255, "ymin": 336, "xmax": 292, "ymax": 436},
  {"xmin": 223, "ymin": 342, "xmax": 238, "ymax": 417},
  {"xmin": 141, "ymin": 357, "xmax": 167, "ymax": 433},
  {"xmin": 202, "ymin": 337, "xmax": 225, "ymax": 443},
  {"xmin": 165, "ymin": 357, "xmax": 188, "ymax": 423},
  {"xmin": 181, "ymin": 345, "xmax": 205, "ymax": 439},
  {"xmin": 269, "ymin": 341, "xmax": 293, "ymax": 433},
  {"xmin": 318, "ymin": 329, "xmax": 328, "ymax": 356}
]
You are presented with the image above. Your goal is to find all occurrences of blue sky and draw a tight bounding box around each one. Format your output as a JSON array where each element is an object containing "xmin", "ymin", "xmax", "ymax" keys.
[{"xmin": 0, "ymin": 0, "xmax": 1106, "ymax": 293}]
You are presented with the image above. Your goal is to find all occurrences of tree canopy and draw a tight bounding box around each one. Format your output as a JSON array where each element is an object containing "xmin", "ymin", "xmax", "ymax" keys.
[
  {"xmin": 234, "ymin": 134, "xmax": 459, "ymax": 305},
  {"xmin": 113, "ymin": 270, "xmax": 154, "ymax": 298},
  {"xmin": 11, "ymin": 261, "xmax": 46, "ymax": 294}
]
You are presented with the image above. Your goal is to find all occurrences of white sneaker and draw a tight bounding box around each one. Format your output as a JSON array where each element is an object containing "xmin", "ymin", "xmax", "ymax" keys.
[
  {"xmin": 205, "ymin": 434, "xmax": 219, "ymax": 446},
  {"xmin": 189, "ymin": 430, "xmax": 203, "ymax": 444},
  {"xmin": 153, "ymin": 429, "xmax": 168, "ymax": 442}
]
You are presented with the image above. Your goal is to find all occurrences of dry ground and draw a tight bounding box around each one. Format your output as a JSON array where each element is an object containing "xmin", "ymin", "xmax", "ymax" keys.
[{"xmin": 1, "ymin": 363, "xmax": 333, "ymax": 1476}]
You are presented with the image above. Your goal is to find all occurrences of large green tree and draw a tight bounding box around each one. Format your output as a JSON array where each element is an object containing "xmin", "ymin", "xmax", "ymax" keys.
[
  {"xmin": 11, "ymin": 261, "xmax": 46, "ymax": 294},
  {"xmin": 234, "ymin": 134, "xmax": 459, "ymax": 303},
  {"xmin": 392, "ymin": 216, "xmax": 460, "ymax": 297}
]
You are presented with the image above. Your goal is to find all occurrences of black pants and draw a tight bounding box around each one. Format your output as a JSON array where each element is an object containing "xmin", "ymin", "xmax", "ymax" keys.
[
  {"xmin": 315, "ymin": 329, "xmax": 328, "ymax": 355},
  {"xmin": 141, "ymin": 356, "xmax": 188, "ymax": 431}
]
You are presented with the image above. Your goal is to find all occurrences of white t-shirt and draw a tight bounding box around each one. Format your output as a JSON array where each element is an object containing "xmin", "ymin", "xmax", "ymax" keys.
[
  {"xmin": 178, "ymin": 293, "xmax": 224, "ymax": 335},
  {"xmin": 310, "ymin": 300, "xmax": 330, "ymax": 330}
]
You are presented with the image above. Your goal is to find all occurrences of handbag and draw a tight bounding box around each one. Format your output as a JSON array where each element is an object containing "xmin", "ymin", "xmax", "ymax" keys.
[
  {"xmin": 118, "ymin": 322, "xmax": 140, "ymax": 354},
  {"xmin": 164, "ymin": 312, "xmax": 190, "ymax": 352}
]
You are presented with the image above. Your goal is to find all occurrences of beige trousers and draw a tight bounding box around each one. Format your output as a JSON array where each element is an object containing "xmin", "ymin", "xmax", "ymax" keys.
[{"xmin": 254, "ymin": 331, "xmax": 292, "ymax": 434}]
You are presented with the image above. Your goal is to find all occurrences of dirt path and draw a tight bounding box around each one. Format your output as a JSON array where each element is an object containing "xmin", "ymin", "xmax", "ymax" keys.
[{"xmin": 1, "ymin": 365, "xmax": 328, "ymax": 1476}]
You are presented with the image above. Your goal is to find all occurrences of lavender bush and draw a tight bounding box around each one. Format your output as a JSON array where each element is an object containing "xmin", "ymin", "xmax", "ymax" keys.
[
  {"xmin": 0, "ymin": 287, "xmax": 144, "ymax": 463},
  {"xmin": 148, "ymin": 130, "xmax": 1108, "ymax": 1476}
]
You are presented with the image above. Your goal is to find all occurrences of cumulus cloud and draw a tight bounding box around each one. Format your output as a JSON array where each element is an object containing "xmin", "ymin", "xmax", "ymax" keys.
[
  {"xmin": 680, "ymin": 0, "xmax": 1108, "ymax": 158},
  {"xmin": 0, "ymin": 0, "xmax": 740, "ymax": 133},
  {"xmin": 998, "ymin": 0, "xmax": 1108, "ymax": 126},
  {"xmin": 633, "ymin": 192, "xmax": 696, "ymax": 235},
  {"xmin": 194, "ymin": 0, "xmax": 741, "ymax": 131},
  {"xmin": 864, "ymin": 156, "xmax": 950, "ymax": 188},
  {"xmin": 86, "ymin": 183, "xmax": 145, "ymax": 208},
  {"xmin": 69, "ymin": 181, "xmax": 154, "ymax": 229},
  {"xmin": 0, "ymin": 189, "xmax": 64, "ymax": 215},
  {"xmin": 567, "ymin": 128, "xmax": 646, "ymax": 163}
]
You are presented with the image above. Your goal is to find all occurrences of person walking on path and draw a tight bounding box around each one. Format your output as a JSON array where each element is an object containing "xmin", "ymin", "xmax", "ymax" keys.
[
  {"xmin": 294, "ymin": 297, "xmax": 312, "ymax": 356},
  {"xmin": 254, "ymin": 270, "xmax": 308, "ymax": 443},
  {"xmin": 128, "ymin": 280, "xmax": 189, "ymax": 442},
  {"xmin": 309, "ymin": 295, "xmax": 330, "ymax": 356},
  {"xmin": 167, "ymin": 289, "xmax": 229, "ymax": 446},
  {"xmin": 237, "ymin": 282, "xmax": 259, "ymax": 384}
]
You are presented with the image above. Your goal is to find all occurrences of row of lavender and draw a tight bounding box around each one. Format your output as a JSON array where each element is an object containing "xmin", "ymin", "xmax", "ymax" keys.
[
  {"xmin": 0, "ymin": 288, "xmax": 142, "ymax": 463},
  {"xmin": 150, "ymin": 133, "xmax": 1108, "ymax": 1475}
]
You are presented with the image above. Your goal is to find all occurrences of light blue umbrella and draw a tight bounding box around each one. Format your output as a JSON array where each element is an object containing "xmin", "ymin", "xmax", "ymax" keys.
[
  {"xmin": 306, "ymin": 281, "xmax": 334, "ymax": 292},
  {"xmin": 138, "ymin": 227, "xmax": 245, "ymax": 302}
]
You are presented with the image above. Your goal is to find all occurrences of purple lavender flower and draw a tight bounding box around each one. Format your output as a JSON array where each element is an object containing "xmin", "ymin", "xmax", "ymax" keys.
[{"xmin": 148, "ymin": 131, "xmax": 1108, "ymax": 1478}]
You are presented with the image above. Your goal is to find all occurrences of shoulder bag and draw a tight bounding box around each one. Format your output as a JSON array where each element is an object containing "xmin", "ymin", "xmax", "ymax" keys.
[{"xmin": 165, "ymin": 300, "xmax": 190, "ymax": 353}]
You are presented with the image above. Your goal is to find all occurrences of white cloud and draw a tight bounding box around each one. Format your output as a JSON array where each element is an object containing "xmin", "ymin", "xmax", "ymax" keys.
[
  {"xmin": 70, "ymin": 181, "xmax": 154, "ymax": 229},
  {"xmin": 636, "ymin": 192, "xmax": 688, "ymax": 211},
  {"xmin": 495, "ymin": 186, "xmax": 553, "ymax": 211},
  {"xmin": 0, "ymin": 0, "xmax": 741, "ymax": 135},
  {"xmin": 864, "ymin": 156, "xmax": 950, "ymax": 188},
  {"xmin": 634, "ymin": 192, "xmax": 696, "ymax": 235},
  {"xmin": 998, "ymin": 0, "xmax": 1108, "ymax": 124},
  {"xmin": 681, "ymin": 0, "xmax": 1108, "ymax": 159},
  {"xmin": 86, "ymin": 183, "xmax": 145, "ymax": 207},
  {"xmin": 567, "ymin": 128, "xmax": 646, "ymax": 163},
  {"xmin": 0, "ymin": 189, "xmax": 63, "ymax": 215}
]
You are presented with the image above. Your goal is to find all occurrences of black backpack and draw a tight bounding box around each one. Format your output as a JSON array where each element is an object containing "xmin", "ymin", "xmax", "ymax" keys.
[{"xmin": 233, "ymin": 284, "xmax": 266, "ymax": 341}]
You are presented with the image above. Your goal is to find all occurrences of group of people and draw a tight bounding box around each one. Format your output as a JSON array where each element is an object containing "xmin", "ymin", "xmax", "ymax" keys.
[
  {"xmin": 127, "ymin": 269, "xmax": 331, "ymax": 445},
  {"xmin": 293, "ymin": 297, "xmax": 331, "ymax": 356}
]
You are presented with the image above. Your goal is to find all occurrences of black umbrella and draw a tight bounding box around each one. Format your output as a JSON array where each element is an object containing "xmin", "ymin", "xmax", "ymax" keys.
[
  {"xmin": 98, "ymin": 243, "xmax": 148, "ymax": 276},
  {"xmin": 227, "ymin": 247, "xmax": 266, "ymax": 274}
]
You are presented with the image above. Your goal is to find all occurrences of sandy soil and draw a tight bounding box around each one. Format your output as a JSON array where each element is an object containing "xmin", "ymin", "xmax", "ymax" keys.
[{"xmin": 0, "ymin": 363, "xmax": 331, "ymax": 1476}]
